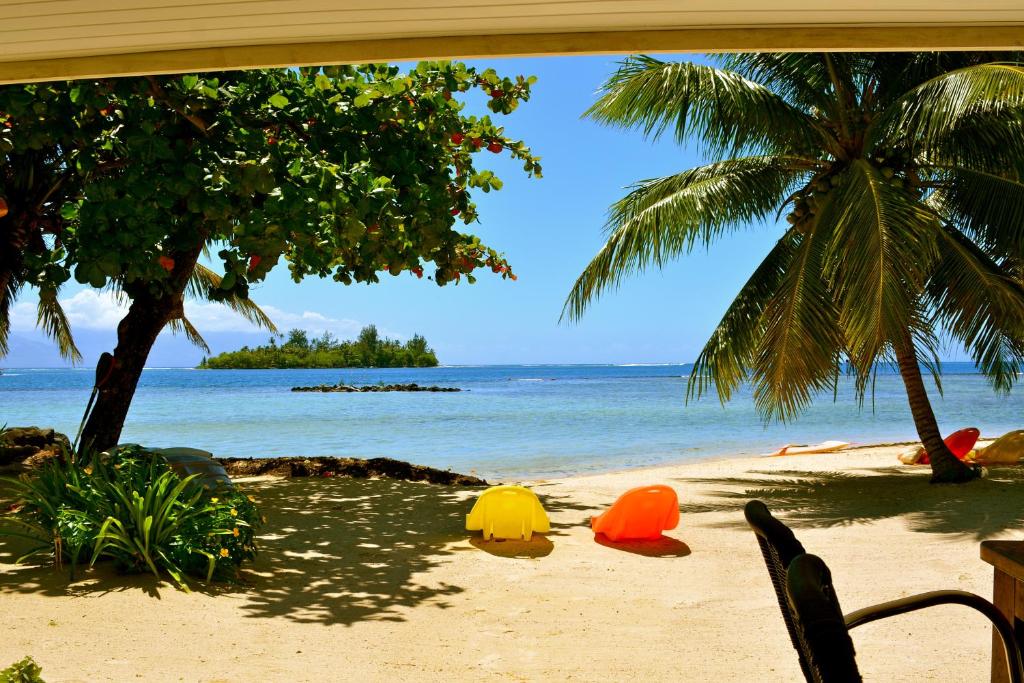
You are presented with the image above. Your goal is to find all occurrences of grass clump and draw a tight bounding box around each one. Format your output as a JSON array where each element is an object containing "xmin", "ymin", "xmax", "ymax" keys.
[
  {"xmin": 0, "ymin": 657, "xmax": 44, "ymax": 683},
  {"xmin": 0, "ymin": 445, "xmax": 261, "ymax": 590}
]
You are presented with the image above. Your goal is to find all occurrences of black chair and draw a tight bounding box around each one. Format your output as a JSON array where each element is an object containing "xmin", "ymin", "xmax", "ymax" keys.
[
  {"xmin": 745, "ymin": 500, "xmax": 1024, "ymax": 683},
  {"xmin": 744, "ymin": 499, "xmax": 813, "ymax": 679}
]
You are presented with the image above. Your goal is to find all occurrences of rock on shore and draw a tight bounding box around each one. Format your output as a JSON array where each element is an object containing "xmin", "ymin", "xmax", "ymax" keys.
[
  {"xmin": 0, "ymin": 426, "xmax": 70, "ymax": 470},
  {"xmin": 217, "ymin": 455, "xmax": 485, "ymax": 486},
  {"xmin": 291, "ymin": 382, "xmax": 461, "ymax": 393},
  {"xmin": 0, "ymin": 427, "xmax": 483, "ymax": 486}
]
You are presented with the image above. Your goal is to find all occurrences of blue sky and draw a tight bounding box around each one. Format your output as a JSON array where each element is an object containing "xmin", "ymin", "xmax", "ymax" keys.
[{"xmin": 6, "ymin": 55, "xmax": 816, "ymax": 366}]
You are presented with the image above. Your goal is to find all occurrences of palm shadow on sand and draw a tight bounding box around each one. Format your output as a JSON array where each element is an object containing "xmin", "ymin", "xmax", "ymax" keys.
[
  {"xmin": 0, "ymin": 476, "xmax": 587, "ymax": 626},
  {"xmin": 675, "ymin": 465, "xmax": 1024, "ymax": 540}
]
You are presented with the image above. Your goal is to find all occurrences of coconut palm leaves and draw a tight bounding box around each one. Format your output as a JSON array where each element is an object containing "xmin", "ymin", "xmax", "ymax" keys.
[
  {"xmin": 567, "ymin": 52, "xmax": 1024, "ymax": 482},
  {"xmin": 563, "ymin": 155, "xmax": 815, "ymax": 321},
  {"xmin": 585, "ymin": 56, "xmax": 829, "ymax": 158}
]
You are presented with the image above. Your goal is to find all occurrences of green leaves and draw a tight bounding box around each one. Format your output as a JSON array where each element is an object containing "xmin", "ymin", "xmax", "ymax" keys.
[
  {"xmin": 871, "ymin": 63, "xmax": 1024, "ymax": 156},
  {"xmin": 1, "ymin": 445, "xmax": 262, "ymax": 590},
  {"xmin": 563, "ymin": 155, "xmax": 812, "ymax": 321},
  {"xmin": 687, "ymin": 232, "xmax": 795, "ymax": 406},
  {"xmin": 819, "ymin": 160, "xmax": 937, "ymax": 367},
  {"xmin": 0, "ymin": 61, "xmax": 539, "ymax": 367},
  {"xmin": 585, "ymin": 55, "xmax": 828, "ymax": 157},
  {"xmin": 926, "ymin": 225, "xmax": 1024, "ymax": 392},
  {"xmin": 0, "ymin": 656, "xmax": 44, "ymax": 682},
  {"xmin": 751, "ymin": 217, "xmax": 843, "ymax": 422},
  {"xmin": 569, "ymin": 51, "xmax": 1024, "ymax": 424}
]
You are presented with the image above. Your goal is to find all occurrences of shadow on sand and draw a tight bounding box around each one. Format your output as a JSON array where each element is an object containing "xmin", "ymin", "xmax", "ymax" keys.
[
  {"xmin": 594, "ymin": 534, "xmax": 691, "ymax": 557},
  {"xmin": 470, "ymin": 535, "xmax": 554, "ymax": 558},
  {"xmin": 676, "ymin": 465, "xmax": 1024, "ymax": 540},
  {"xmin": 0, "ymin": 476, "xmax": 590, "ymax": 625}
]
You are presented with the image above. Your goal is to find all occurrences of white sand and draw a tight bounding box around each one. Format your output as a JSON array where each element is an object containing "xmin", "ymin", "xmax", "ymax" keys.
[{"xmin": 2, "ymin": 444, "xmax": 1022, "ymax": 682}]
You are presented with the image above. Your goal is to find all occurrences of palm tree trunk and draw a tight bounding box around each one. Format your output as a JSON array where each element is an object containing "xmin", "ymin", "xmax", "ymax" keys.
[
  {"xmin": 78, "ymin": 247, "xmax": 199, "ymax": 453},
  {"xmin": 893, "ymin": 332, "xmax": 977, "ymax": 483}
]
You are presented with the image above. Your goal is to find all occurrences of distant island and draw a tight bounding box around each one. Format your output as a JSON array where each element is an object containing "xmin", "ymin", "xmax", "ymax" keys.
[{"xmin": 198, "ymin": 325, "xmax": 439, "ymax": 369}]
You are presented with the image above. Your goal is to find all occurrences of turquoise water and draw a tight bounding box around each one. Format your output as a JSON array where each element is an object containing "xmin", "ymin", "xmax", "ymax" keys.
[{"xmin": 1, "ymin": 364, "xmax": 1022, "ymax": 479}]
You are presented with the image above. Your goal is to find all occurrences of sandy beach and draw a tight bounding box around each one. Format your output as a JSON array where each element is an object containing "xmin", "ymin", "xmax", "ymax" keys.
[{"xmin": 2, "ymin": 443, "xmax": 1023, "ymax": 682}]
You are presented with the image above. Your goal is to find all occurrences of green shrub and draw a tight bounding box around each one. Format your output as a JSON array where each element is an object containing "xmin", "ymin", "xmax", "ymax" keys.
[
  {"xmin": 0, "ymin": 657, "xmax": 44, "ymax": 683},
  {"xmin": 0, "ymin": 445, "xmax": 260, "ymax": 590}
]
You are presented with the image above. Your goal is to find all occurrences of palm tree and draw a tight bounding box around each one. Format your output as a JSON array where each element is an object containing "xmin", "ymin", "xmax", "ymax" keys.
[{"xmin": 565, "ymin": 53, "xmax": 1024, "ymax": 483}]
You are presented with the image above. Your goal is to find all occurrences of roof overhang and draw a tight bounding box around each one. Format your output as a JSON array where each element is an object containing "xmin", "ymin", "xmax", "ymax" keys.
[{"xmin": 2, "ymin": 2, "xmax": 1022, "ymax": 84}]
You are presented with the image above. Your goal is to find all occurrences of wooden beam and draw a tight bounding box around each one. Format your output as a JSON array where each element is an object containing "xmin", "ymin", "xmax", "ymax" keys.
[{"xmin": 1, "ymin": 25, "xmax": 1022, "ymax": 84}]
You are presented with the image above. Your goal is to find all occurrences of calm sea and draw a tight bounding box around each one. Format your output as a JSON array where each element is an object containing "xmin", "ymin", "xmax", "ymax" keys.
[{"xmin": 1, "ymin": 364, "xmax": 1022, "ymax": 479}]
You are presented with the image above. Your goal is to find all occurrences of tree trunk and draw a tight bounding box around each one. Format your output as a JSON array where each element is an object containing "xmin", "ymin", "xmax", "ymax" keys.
[
  {"xmin": 78, "ymin": 248, "xmax": 199, "ymax": 453},
  {"xmin": 893, "ymin": 332, "xmax": 977, "ymax": 483}
]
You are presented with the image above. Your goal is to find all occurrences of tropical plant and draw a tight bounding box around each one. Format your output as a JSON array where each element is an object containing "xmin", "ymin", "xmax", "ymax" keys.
[
  {"xmin": 565, "ymin": 53, "xmax": 1024, "ymax": 483},
  {"xmin": 0, "ymin": 62, "xmax": 539, "ymax": 451},
  {"xmin": 0, "ymin": 657, "xmax": 44, "ymax": 683},
  {"xmin": 0, "ymin": 445, "xmax": 260, "ymax": 589}
]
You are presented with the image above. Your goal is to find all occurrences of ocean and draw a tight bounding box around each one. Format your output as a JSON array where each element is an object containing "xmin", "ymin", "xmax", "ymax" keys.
[{"xmin": 1, "ymin": 364, "xmax": 1022, "ymax": 480}]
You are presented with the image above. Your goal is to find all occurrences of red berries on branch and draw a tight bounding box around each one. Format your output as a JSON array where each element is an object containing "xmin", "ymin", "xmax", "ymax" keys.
[
  {"xmin": 158, "ymin": 255, "xmax": 175, "ymax": 272},
  {"xmin": 0, "ymin": 197, "xmax": 8, "ymax": 219},
  {"xmin": 248, "ymin": 255, "xmax": 262, "ymax": 271},
  {"xmin": 450, "ymin": 132, "xmax": 464, "ymax": 145},
  {"xmin": 487, "ymin": 141, "xmax": 502, "ymax": 153}
]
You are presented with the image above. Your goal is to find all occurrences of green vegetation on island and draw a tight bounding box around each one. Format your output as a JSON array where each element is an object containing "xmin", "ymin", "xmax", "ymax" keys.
[{"xmin": 198, "ymin": 325, "xmax": 439, "ymax": 369}]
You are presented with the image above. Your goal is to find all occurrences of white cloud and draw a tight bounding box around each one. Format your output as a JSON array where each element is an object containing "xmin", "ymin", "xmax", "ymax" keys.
[
  {"xmin": 10, "ymin": 289, "xmax": 385, "ymax": 340},
  {"xmin": 184, "ymin": 300, "xmax": 367, "ymax": 338},
  {"xmin": 10, "ymin": 289, "xmax": 127, "ymax": 331}
]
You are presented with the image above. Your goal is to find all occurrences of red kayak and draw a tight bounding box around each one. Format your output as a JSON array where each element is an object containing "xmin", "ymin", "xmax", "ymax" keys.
[{"xmin": 919, "ymin": 427, "xmax": 980, "ymax": 465}]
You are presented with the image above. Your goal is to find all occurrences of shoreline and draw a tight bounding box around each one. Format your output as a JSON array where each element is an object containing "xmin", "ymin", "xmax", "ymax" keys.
[{"xmin": 219, "ymin": 438, "xmax": 956, "ymax": 486}]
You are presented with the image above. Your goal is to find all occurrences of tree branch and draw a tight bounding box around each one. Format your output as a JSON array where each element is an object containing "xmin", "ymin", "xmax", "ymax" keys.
[{"xmin": 145, "ymin": 76, "xmax": 209, "ymax": 136}]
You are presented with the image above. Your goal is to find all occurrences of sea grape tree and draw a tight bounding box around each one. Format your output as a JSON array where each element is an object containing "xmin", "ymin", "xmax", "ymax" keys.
[{"xmin": 0, "ymin": 62, "xmax": 540, "ymax": 451}]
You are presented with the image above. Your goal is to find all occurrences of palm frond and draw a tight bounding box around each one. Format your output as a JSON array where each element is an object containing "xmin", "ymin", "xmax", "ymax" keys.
[
  {"xmin": 750, "ymin": 215, "xmax": 844, "ymax": 422},
  {"xmin": 562, "ymin": 156, "xmax": 812, "ymax": 321},
  {"xmin": 929, "ymin": 165, "xmax": 1024, "ymax": 258},
  {"xmin": 0, "ymin": 276, "xmax": 20, "ymax": 357},
  {"xmin": 819, "ymin": 160, "xmax": 937, "ymax": 366},
  {"xmin": 166, "ymin": 316, "xmax": 211, "ymax": 354},
  {"xmin": 922, "ymin": 109, "xmax": 1024, "ymax": 172},
  {"xmin": 926, "ymin": 224, "xmax": 1024, "ymax": 392},
  {"xmin": 36, "ymin": 287, "xmax": 82, "ymax": 363},
  {"xmin": 686, "ymin": 230, "xmax": 795, "ymax": 405},
  {"xmin": 584, "ymin": 55, "xmax": 831, "ymax": 158},
  {"xmin": 187, "ymin": 264, "xmax": 278, "ymax": 333},
  {"xmin": 871, "ymin": 62, "xmax": 1024, "ymax": 155},
  {"xmin": 717, "ymin": 53, "xmax": 840, "ymax": 112}
]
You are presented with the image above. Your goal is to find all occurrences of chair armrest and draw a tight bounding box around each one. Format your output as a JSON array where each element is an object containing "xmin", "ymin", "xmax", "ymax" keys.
[{"xmin": 844, "ymin": 590, "xmax": 1022, "ymax": 683}]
